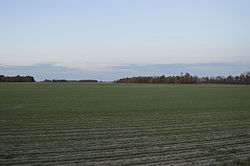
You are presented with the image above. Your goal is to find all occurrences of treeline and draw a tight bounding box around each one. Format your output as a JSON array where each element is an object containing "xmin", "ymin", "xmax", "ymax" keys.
[
  {"xmin": 115, "ymin": 72, "xmax": 250, "ymax": 84},
  {"xmin": 44, "ymin": 79, "xmax": 98, "ymax": 82},
  {"xmin": 0, "ymin": 75, "xmax": 35, "ymax": 82}
]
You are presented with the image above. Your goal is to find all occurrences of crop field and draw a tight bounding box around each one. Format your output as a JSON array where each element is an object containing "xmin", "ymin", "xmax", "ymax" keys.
[{"xmin": 0, "ymin": 83, "xmax": 250, "ymax": 165}]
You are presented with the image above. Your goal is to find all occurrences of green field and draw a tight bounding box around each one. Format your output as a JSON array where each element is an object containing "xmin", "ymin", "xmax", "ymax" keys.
[{"xmin": 0, "ymin": 83, "xmax": 250, "ymax": 165}]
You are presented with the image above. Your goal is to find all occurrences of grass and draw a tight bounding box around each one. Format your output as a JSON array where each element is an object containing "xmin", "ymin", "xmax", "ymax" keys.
[
  {"xmin": 212, "ymin": 157, "xmax": 250, "ymax": 166},
  {"xmin": 0, "ymin": 83, "xmax": 250, "ymax": 165}
]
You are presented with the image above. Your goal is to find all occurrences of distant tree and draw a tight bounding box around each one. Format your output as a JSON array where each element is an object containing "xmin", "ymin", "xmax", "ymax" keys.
[
  {"xmin": 114, "ymin": 72, "xmax": 250, "ymax": 84},
  {"xmin": 0, "ymin": 75, "xmax": 35, "ymax": 82}
]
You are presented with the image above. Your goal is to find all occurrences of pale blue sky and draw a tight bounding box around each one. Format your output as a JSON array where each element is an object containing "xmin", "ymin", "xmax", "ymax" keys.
[{"xmin": 0, "ymin": 0, "xmax": 250, "ymax": 80}]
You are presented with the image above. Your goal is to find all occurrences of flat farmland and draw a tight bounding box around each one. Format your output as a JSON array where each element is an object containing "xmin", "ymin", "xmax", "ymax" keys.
[{"xmin": 0, "ymin": 83, "xmax": 250, "ymax": 165}]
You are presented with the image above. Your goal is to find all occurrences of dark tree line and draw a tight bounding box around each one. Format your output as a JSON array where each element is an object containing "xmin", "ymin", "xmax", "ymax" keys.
[
  {"xmin": 115, "ymin": 72, "xmax": 250, "ymax": 84},
  {"xmin": 0, "ymin": 75, "xmax": 35, "ymax": 82},
  {"xmin": 43, "ymin": 79, "xmax": 98, "ymax": 82}
]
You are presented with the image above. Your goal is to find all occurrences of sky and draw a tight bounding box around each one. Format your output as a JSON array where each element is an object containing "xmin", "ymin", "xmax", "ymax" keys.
[{"xmin": 0, "ymin": 0, "xmax": 250, "ymax": 81}]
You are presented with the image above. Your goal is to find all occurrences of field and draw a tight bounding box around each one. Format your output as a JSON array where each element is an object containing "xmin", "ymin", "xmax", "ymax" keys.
[{"xmin": 0, "ymin": 83, "xmax": 250, "ymax": 165}]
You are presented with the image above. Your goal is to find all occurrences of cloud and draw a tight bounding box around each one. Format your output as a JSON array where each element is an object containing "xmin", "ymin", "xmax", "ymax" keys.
[
  {"xmin": 110, "ymin": 63, "xmax": 250, "ymax": 77},
  {"xmin": 1, "ymin": 62, "xmax": 249, "ymax": 81},
  {"xmin": 0, "ymin": 63, "xmax": 82, "ymax": 81}
]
